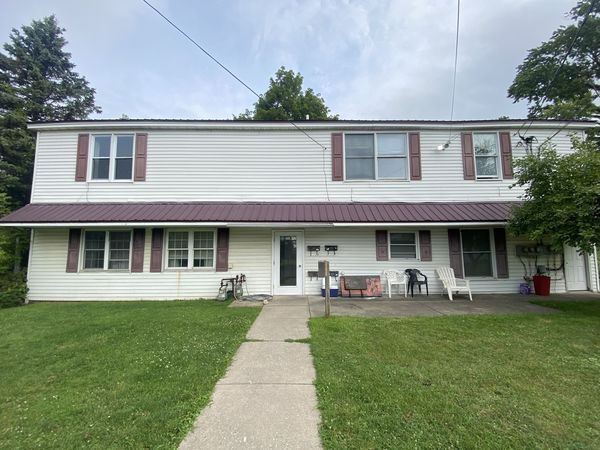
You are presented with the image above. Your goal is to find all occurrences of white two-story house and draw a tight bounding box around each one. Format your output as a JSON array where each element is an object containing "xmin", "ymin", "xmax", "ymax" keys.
[{"xmin": 1, "ymin": 119, "xmax": 598, "ymax": 301}]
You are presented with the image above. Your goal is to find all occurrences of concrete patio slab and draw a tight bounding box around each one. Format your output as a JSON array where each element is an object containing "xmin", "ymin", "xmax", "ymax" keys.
[
  {"xmin": 306, "ymin": 293, "xmax": 593, "ymax": 318},
  {"xmin": 179, "ymin": 384, "xmax": 321, "ymax": 450},
  {"xmin": 219, "ymin": 341, "xmax": 315, "ymax": 385}
]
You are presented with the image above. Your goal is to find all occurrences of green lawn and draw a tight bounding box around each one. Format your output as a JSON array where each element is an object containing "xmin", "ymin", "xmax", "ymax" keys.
[
  {"xmin": 0, "ymin": 301, "xmax": 259, "ymax": 449},
  {"xmin": 310, "ymin": 301, "xmax": 600, "ymax": 449}
]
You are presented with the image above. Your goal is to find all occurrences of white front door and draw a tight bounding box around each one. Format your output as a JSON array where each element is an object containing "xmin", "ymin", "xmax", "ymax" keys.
[
  {"xmin": 273, "ymin": 231, "xmax": 304, "ymax": 295},
  {"xmin": 564, "ymin": 245, "xmax": 588, "ymax": 291}
]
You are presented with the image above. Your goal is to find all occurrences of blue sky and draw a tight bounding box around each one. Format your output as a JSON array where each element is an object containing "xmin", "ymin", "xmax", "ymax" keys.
[{"xmin": 1, "ymin": 0, "xmax": 574, "ymax": 120}]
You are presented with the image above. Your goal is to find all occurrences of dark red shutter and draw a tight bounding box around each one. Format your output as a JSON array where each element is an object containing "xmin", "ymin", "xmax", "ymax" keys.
[
  {"xmin": 216, "ymin": 228, "xmax": 229, "ymax": 272},
  {"xmin": 150, "ymin": 228, "xmax": 164, "ymax": 272},
  {"xmin": 75, "ymin": 134, "xmax": 89, "ymax": 181},
  {"xmin": 419, "ymin": 230, "xmax": 432, "ymax": 261},
  {"xmin": 131, "ymin": 228, "xmax": 145, "ymax": 272},
  {"xmin": 331, "ymin": 133, "xmax": 344, "ymax": 181},
  {"xmin": 447, "ymin": 228, "xmax": 464, "ymax": 278},
  {"xmin": 375, "ymin": 230, "xmax": 388, "ymax": 261},
  {"xmin": 134, "ymin": 133, "xmax": 148, "ymax": 181},
  {"xmin": 499, "ymin": 131, "xmax": 513, "ymax": 179},
  {"xmin": 409, "ymin": 132, "xmax": 422, "ymax": 180},
  {"xmin": 461, "ymin": 133, "xmax": 475, "ymax": 180},
  {"xmin": 66, "ymin": 228, "xmax": 81, "ymax": 272},
  {"xmin": 494, "ymin": 228, "xmax": 509, "ymax": 278}
]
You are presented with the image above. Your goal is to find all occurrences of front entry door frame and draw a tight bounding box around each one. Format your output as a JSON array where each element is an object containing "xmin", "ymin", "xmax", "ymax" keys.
[{"xmin": 272, "ymin": 230, "xmax": 304, "ymax": 295}]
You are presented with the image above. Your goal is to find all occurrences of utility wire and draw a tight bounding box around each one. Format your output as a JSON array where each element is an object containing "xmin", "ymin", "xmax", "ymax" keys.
[
  {"xmin": 446, "ymin": 0, "xmax": 461, "ymax": 145},
  {"xmin": 141, "ymin": 0, "xmax": 331, "ymax": 200},
  {"xmin": 142, "ymin": 0, "xmax": 261, "ymax": 98},
  {"xmin": 516, "ymin": 0, "xmax": 596, "ymax": 140},
  {"xmin": 449, "ymin": 0, "xmax": 460, "ymax": 123}
]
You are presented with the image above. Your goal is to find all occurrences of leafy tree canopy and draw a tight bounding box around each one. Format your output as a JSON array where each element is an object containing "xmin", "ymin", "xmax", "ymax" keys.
[
  {"xmin": 508, "ymin": 137, "xmax": 600, "ymax": 253},
  {"xmin": 0, "ymin": 15, "xmax": 100, "ymax": 121},
  {"xmin": 508, "ymin": 0, "xmax": 600, "ymax": 119},
  {"xmin": 0, "ymin": 15, "xmax": 100, "ymax": 210},
  {"xmin": 235, "ymin": 66, "xmax": 337, "ymax": 120}
]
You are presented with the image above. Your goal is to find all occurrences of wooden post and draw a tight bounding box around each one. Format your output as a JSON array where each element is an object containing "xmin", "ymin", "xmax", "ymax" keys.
[
  {"xmin": 13, "ymin": 236, "xmax": 20, "ymax": 273},
  {"xmin": 324, "ymin": 260, "xmax": 331, "ymax": 318}
]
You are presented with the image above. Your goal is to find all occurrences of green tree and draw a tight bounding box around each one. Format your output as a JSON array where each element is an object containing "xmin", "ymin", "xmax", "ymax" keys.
[
  {"xmin": 508, "ymin": 137, "xmax": 600, "ymax": 253},
  {"xmin": 508, "ymin": 0, "xmax": 600, "ymax": 119},
  {"xmin": 235, "ymin": 66, "xmax": 337, "ymax": 120},
  {"xmin": 0, "ymin": 15, "xmax": 100, "ymax": 208}
]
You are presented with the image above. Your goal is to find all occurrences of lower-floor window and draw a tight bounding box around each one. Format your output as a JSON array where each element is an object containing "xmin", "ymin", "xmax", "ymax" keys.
[
  {"xmin": 83, "ymin": 230, "xmax": 131, "ymax": 270},
  {"xmin": 167, "ymin": 230, "xmax": 215, "ymax": 269},
  {"xmin": 461, "ymin": 229, "xmax": 493, "ymax": 277},
  {"xmin": 389, "ymin": 232, "xmax": 417, "ymax": 259}
]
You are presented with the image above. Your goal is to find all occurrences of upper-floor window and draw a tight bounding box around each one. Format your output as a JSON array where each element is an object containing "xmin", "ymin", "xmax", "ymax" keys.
[
  {"xmin": 83, "ymin": 230, "xmax": 131, "ymax": 270},
  {"xmin": 345, "ymin": 133, "xmax": 408, "ymax": 180},
  {"xmin": 166, "ymin": 230, "xmax": 215, "ymax": 269},
  {"xmin": 473, "ymin": 133, "xmax": 500, "ymax": 179},
  {"xmin": 90, "ymin": 134, "xmax": 134, "ymax": 181}
]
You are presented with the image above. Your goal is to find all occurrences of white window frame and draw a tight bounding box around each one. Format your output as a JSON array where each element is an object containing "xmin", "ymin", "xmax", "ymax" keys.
[
  {"xmin": 343, "ymin": 132, "xmax": 409, "ymax": 181},
  {"xmin": 165, "ymin": 229, "xmax": 216, "ymax": 271},
  {"xmin": 460, "ymin": 228, "xmax": 497, "ymax": 278},
  {"xmin": 81, "ymin": 229, "xmax": 133, "ymax": 271},
  {"xmin": 88, "ymin": 134, "xmax": 135, "ymax": 182},
  {"xmin": 473, "ymin": 132, "xmax": 501, "ymax": 180},
  {"xmin": 388, "ymin": 231, "xmax": 419, "ymax": 260}
]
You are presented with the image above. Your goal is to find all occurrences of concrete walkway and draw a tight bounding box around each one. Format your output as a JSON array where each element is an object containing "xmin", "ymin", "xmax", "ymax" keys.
[{"xmin": 179, "ymin": 296, "xmax": 321, "ymax": 450}]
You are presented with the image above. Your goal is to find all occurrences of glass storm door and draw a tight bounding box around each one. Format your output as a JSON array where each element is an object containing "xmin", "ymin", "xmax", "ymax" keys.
[{"xmin": 273, "ymin": 231, "xmax": 304, "ymax": 295}]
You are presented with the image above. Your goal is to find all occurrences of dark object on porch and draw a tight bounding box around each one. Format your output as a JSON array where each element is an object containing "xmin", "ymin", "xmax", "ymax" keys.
[
  {"xmin": 340, "ymin": 276, "xmax": 382, "ymax": 298},
  {"xmin": 405, "ymin": 269, "xmax": 429, "ymax": 297},
  {"xmin": 532, "ymin": 274, "xmax": 551, "ymax": 296}
]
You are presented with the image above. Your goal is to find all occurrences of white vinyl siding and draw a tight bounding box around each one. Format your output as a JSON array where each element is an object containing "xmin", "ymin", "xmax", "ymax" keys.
[
  {"xmin": 27, "ymin": 227, "xmax": 272, "ymax": 301},
  {"xmin": 31, "ymin": 128, "xmax": 580, "ymax": 203},
  {"xmin": 25, "ymin": 226, "xmax": 580, "ymax": 301}
]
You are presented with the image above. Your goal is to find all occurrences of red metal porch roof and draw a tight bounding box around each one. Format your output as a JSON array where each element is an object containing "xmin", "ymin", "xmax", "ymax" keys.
[{"xmin": 0, "ymin": 202, "xmax": 516, "ymax": 224}]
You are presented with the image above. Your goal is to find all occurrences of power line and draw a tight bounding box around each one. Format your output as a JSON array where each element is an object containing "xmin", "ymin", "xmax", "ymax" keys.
[
  {"xmin": 141, "ymin": 0, "xmax": 261, "ymax": 99},
  {"xmin": 444, "ymin": 0, "xmax": 461, "ymax": 146},
  {"xmin": 449, "ymin": 0, "xmax": 460, "ymax": 123},
  {"xmin": 140, "ymin": 0, "xmax": 331, "ymax": 200},
  {"xmin": 516, "ymin": 0, "xmax": 597, "ymax": 140}
]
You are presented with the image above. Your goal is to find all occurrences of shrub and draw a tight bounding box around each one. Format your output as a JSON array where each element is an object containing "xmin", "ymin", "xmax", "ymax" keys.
[{"xmin": 0, "ymin": 271, "xmax": 28, "ymax": 308}]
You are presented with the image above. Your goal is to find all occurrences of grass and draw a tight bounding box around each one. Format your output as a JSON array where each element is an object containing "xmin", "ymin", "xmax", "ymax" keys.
[
  {"xmin": 310, "ymin": 301, "xmax": 600, "ymax": 449},
  {"xmin": 0, "ymin": 301, "xmax": 260, "ymax": 449}
]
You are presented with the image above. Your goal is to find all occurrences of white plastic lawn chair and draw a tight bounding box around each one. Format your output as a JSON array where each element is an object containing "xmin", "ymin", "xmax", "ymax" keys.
[
  {"xmin": 436, "ymin": 266, "xmax": 473, "ymax": 301},
  {"xmin": 383, "ymin": 269, "xmax": 408, "ymax": 298}
]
